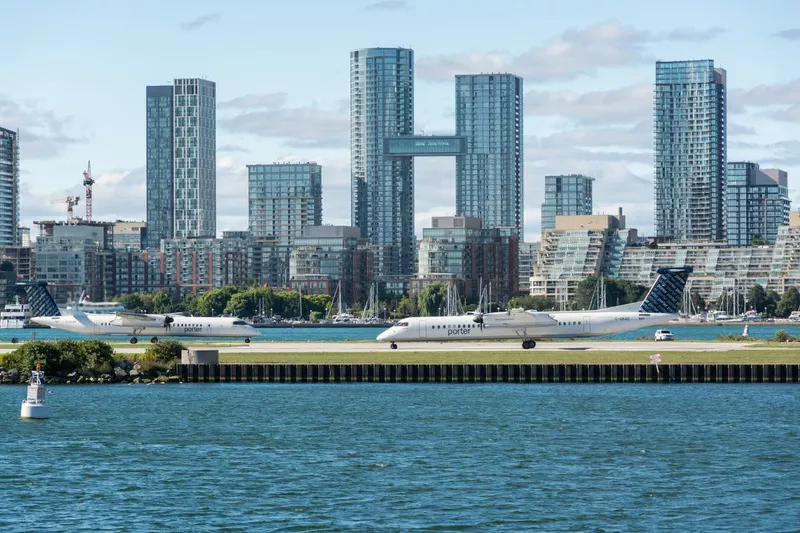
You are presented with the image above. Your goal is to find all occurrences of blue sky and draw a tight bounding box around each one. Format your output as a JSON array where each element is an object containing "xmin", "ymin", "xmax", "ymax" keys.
[{"xmin": 2, "ymin": 0, "xmax": 799, "ymax": 240}]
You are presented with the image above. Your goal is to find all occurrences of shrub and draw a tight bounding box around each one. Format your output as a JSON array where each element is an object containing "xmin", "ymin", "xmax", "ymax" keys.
[
  {"xmin": 2, "ymin": 340, "xmax": 116, "ymax": 375},
  {"xmin": 78, "ymin": 340, "xmax": 115, "ymax": 374},
  {"xmin": 774, "ymin": 330, "xmax": 795, "ymax": 343},
  {"xmin": 143, "ymin": 340, "xmax": 186, "ymax": 363}
]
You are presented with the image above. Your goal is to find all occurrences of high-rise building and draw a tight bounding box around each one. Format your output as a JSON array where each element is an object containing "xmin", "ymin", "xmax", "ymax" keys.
[
  {"xmin": 726, "ymin": 162, "xmax": 790, "ymax": 246},
  {"xmin": 455, "ymin": 74, "xmax": 523, "ymax": 240},
  {"xmin": 145, "ymin": 85, "xmax": 174, "ymax": 249},
  {"xmin": 146, "ymin": 79, "xmax": 216, "ymax": 247},
  {"xmin": 350, "ymin": 47, "xmax": 415, "ymax": 277},
  {"xmin": 518, "ymin": 242, "xmax": 540, "ymax": 296},
  {"xmin": 173, "ymin": 78, "xmax": 216, "ymax": 239},
  {"xmin": 541, "ymin": 174, "xmax": 594, "ymax": 238},
  {"xmin": 248, "ymin": 162, "xmax": 323, "ymax": 286},
  {"xmin": 0, "ymin": 127, "xmax": 19, "ymax": 247},
  {"xmin": 654, "ymin": 60, "xmax": 727, "ymax": 242}
]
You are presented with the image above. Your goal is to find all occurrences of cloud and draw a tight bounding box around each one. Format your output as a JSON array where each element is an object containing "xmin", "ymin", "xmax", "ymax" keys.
[
  {"xmin": 219, "ymin": 98, "xmax": 348, "ymax": 148},
  {"xmin": 730, "ymin": 79, "xmax": 800, "ymax": 110},
  {"xmin": 218, "ymin": 144, "xmax": 250, "ymax": 153},
  {"xmin": 772, "ymin": 28, "xmax": 800, "ymax": 40},
  {"xmin": 417, "ymin": 20, "xmax": 724, "ymax": 82},
  {"xmin": 218, "ymin": 93, "xmax": 288, "ymax": 109},
  {"xmin": 0, "ymin": 97, "xmax": 86, "ymax": 159},
  {"xmin": 728, "ymin": 122, "xmax": 757, "ymax": 136},
  {"xmin": 525, "ymin": 84, "xmax": 651, "ymax": 124},
  {"xmin": 538, "ymin": 121, "xmax": 652, "ymax": 150},
  {"xmin": 364, "ymin": 0, "xmax": 409, "ymax": 10},
  {"xmin": 180, "ymin": 13, "xmax": 220, "ymax": 31}
]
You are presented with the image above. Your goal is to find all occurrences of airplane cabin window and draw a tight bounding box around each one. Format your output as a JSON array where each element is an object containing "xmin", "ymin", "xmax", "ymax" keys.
[{"xmin": 397, "ymin": 322, "xmax": 409, "ymax": 327}]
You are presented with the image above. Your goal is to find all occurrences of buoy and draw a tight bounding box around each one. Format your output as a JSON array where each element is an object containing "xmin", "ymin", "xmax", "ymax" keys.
[
  {"xmin": 21, "ymin": 362, "xmax": 49, "ymax": 419},
  {"xmin": 742, "ymin": 324, "xmax": 749, "ymax": 338}
]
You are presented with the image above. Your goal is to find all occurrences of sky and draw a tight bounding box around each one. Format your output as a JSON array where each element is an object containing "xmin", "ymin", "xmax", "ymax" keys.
[{"xmin": 2, "ymin": 0, "xmax": 799, "ymax": 242}]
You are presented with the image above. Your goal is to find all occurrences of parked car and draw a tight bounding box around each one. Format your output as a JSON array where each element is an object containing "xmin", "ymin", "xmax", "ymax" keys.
[{"xmin": 654, "ymin": 329, "xmax": 674, "ymax": 341}]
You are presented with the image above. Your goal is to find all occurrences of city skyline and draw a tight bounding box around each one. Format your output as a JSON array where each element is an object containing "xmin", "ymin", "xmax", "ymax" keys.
[{"xmin": 2, "ymin": 0, "xmax": 799, "ymax": 241}]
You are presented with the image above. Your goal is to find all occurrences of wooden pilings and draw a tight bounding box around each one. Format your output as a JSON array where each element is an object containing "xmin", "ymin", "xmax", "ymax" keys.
[{"xmin": 175, "ymin": 364, "xmax": 800, "ymax": 384}]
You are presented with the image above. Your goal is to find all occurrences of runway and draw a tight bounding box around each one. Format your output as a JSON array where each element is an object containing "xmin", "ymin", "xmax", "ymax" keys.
[{"xmin": 106, "ymin": 340, "xmax": 761, "ymax": 354}]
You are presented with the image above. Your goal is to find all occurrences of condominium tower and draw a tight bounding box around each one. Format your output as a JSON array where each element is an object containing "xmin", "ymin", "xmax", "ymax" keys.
[
  {"xmin": 146, "ymin": 78, "xmax": 216, "ymax": 247},
  {"xmin": 541, "ymin": 174, "xmax": 594, "ymax": 238},
  {"xmin": 455, "ymin": 74, "xmax": 523, "ymax": 240},
  {"xmin": 0, "ymin": 127, "xmax": 19, "ymax": 246},
  {"xmin": 726, "ymin": 162, "xmax": 790, "ymax": 246},
  {"xmin": 350, "ymin": 47, "xmax": 415, "ymax": 277},
  {"xmin": 654, "ymin": 60, "xmax": 727, "ymax": 242}
]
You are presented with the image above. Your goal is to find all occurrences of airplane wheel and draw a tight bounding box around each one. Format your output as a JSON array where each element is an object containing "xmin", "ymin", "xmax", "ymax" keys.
[
  {"xmin": 245, "ymin": 338, "xmax": 251, "ymax": 344},
  {"xmin": 150, "ymin": 337, "xmax": 158, "ymax": 344},
  {"xmin": 390, "ymin": 343, "xmax": 398, "ymax": 350},
  {"xmin": 130, "ymin": 337, "xmax": 138, "ymax": 345},
  {"xmin": 522, "ymin": 340, "xmax": 531, "ymax": 350},
  {"xmin": 530, "ymin": 340, "xmax": 536, "ymax": 349}
]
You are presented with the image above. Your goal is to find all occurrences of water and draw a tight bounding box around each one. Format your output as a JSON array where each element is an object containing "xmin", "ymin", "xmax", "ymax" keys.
[
  {"xmin": 1, "ymin": 385, "xmax": 798, "ymax": 531},
  {"xmin": 2, "ymin": 323, "xmax": 800, "ymax": 343}
]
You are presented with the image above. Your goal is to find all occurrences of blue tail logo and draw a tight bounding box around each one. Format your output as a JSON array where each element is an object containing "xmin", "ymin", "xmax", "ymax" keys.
[
  {"xmin": 639, "ymin": 267, "xmax": 692, "ymax": 314},
  {"xmin": 18, "ymin": 281, "xmax": 61, "ymax": 317}
]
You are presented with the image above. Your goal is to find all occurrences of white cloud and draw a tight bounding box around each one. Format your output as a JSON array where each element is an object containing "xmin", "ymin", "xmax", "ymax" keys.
[
  {"xmin": 525, "ymin": 85, "xmax": 651, "ymax": 124},
  {"xmin": 0, "ymin": 97, "xmax": 86, "ymax": 159},
  {"xmin": 181, "ymin": 13, "xmax": 220, "ymax": 31}
]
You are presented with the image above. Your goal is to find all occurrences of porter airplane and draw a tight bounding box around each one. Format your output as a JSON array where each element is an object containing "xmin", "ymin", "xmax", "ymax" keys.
[
  {"xmin": 377, "ymin": 267, "xmax": 692, "ymax": 350},
  {"xmin": 22, "ymin": 282, "xmax": 259, "ymax": 344}
]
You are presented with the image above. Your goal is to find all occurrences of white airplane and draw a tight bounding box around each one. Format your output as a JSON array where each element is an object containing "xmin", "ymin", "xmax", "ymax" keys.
[
  {"xmin": 23, "ymin": 283, "xmax": 260, "ymax": 344},
  {"xmin": 377, "ymin": 266, "xmax": 692, "ymax": 350}
]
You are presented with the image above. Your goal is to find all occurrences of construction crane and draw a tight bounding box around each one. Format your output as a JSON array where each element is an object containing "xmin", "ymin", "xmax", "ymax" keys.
[
  {"xmin": 83, "ymin": 161, "xmax": 95, "ymax": 222},
  {"xmin": 51, "ymin": 196, "xmax": 81, "ymax": 222}
]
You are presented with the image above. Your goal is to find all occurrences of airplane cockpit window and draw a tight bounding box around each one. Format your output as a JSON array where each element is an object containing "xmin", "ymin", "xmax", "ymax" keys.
[
  {"xmin": 232, "ymin": 320, "xmax": 247, "ymax": 325},
  {"xmin": 396, "ymin": 322, "xmax": 409, "ymax": 327}
]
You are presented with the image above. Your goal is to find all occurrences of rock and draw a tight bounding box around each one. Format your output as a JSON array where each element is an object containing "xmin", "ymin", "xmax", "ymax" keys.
[
  {"xmin": 100, "ymin": 373, "xmax": 112, "ymax": 381},
  {"xmin": 167, "ymin": 375, "xmax": 180, "ymax": 383},
  {"xmin": 113, "ymin": 367, "xmax": 128, "ymax": 378},
  {"xmin": 116, "ymin": 360, "xmax": 132, "ymax": 371},
  {"xmin": 77, "ymin": 375, "xmax": 86, "ymax": 384},
  {"xmin": 142, "ymin": 378, "xmax": 152, "ymax": 384},
  {"xmin": 67, "ymin": 371, "xmax": 79, "ymax": 380},
  {"xmin": 133, "ymin": 377, "xmax": 141, "ymax": 384},
  {"xmin": 8, "ymin": 369, "xmax": 19, "ymax": 382}
]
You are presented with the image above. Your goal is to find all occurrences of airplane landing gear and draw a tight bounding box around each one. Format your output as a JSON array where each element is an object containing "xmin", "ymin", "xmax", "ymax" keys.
[
  {"xmin": 130, "ymin": 337, "xmax": 138, "ymax": 345},
  {"xmin": 390, "ymin": 342, "xmax": 398, "ymax": 350},
  {"xmin": 150, "ymin": 337, "xmax": 159, "ymax": 344},
  {"xmin": 522, "ymin": 339, "xmax": 536, "ymax": 350},
  {"xmin": 245, "ymin": 338, "xmax": 251, "ymax": 344}
]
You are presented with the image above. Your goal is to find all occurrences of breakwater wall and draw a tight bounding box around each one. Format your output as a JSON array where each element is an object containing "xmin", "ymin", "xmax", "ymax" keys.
[{"xmin": 176, "ymin": 364, "xmax": 800, "ymax": 384}]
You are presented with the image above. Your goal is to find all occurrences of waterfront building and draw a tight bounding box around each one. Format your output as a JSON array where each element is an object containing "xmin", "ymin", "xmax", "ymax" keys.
[
  {"xmin": 518, "ymin": 242, "xmax": 540, "ymax": 296},
  {"xmin": 654, "ymin": 60, "xmax": 727, "ymax": 242},
  {"xmin": 288, "ymin": 225, "xmax": 374, "ymax": 306},
  {"xmin": 145, "ymin": 85, "xmax": 174, "ymax": 249},
  {"xmin": 161, "ymin": 237, "xmax": 249, "ymax": 297},
  {"xmin": 113, "ymin": 221, "xmax": 147, "ymax": 251},
  {"xmin": 0, "ymin": 246, "xmax": 33, "ymax": 281},
  {"xmin": 18, "ymin": 227, "xmax": 30, "ymax": 247},
  {"xmin": 413, "ymin": 216, "xmax": 518, "ymax": 302},
  {"xmin": 726, "ymin": 162, "xmax": 789, "ymax": 246},
  {"xmin": 247, "ymin": 162, "xmax": 322, "ymax": 287},
  {"xmin": 0, "ymin": 127, "xmax": 19, "ymax": 247},
  {"xmin": 146, "ymin": 79, "xmax": 216, "ymax": 246},
  {"xmin": 350, "ymin": 47, "xmax": 415, "ymax": 277},
  {"xmin": 541, "ymin": 174, "xmax": 594, "ymax": 239},
  {"xmin": 455, "ymin": 74, "xmax": 523, "ymax": 240}
]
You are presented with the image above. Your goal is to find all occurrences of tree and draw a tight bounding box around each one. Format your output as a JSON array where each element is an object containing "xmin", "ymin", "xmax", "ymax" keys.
[
  {"xmin": 509, "ymin": 295, "xmax": 557, "ymax": 311},
  {"xmin": 776, "ymin": 287, "xmax": 800, "ymax": 318},
  {"xmin": 746, "ymin": 284, "xmax": 768, "ymax": 313},
  {"xmin": 394, "ymin": 296, "xmax": 418, "ymax": 318},
  {"xmin": 690, "ymin": 291, "xmax": 706, "ymax": 313},
  {"xmin": 765, "ymin": 291, "xmax": 780, "ymax": 317},
  {"xmin": 151, "ymin": 290, "xmax": 175, "ymax": 314},
  {"xmin": 417, "ymin": 282, "xmax": 447, "ymax": 316},
  {"xmin": 223, "ymin": 287, "xmax": 273, "ymax": 318},
  {"xmin": 197, "ymin": 286, "xmax": 239, "ymax": 316}
]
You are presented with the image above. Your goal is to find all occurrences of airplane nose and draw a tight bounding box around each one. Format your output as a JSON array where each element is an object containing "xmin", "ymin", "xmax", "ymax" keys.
[{"xmin": 377, "ymin": 330, "xmax": 392, "ymax": 342}]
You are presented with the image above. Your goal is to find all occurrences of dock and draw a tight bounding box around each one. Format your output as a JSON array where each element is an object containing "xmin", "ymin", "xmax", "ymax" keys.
[{"xmin": 175, "ymin": 363, "xmax": 800, "ymax": 383}]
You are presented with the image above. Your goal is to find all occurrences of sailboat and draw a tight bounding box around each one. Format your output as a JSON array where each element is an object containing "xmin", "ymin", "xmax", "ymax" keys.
[{"xmin": 329, "ymin": 281, "xmax": 356, "ymax": 323}]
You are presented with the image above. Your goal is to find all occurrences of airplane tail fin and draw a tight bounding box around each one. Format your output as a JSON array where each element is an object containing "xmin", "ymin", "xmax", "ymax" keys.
[
  {"xmin": 639, "ymin": 267, "xmax": 693, "ymax": 314},
  {"xmin": 17, "ymin": 281, "xmax": 61, "ymax": 317}
]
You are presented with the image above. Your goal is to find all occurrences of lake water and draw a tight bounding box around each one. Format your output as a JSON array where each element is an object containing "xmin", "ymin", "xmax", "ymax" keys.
[
  {"xmin": 2, "ymin": 323, "xmax": 800, "ymax": 344},
  {"xmin": 1, "ymin": 384, "xmax": 798, "ymax": 531}
]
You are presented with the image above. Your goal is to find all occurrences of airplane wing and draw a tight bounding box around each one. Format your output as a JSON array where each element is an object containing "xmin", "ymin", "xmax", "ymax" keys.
[
  {"xmin": 484, "ymin": 310, "xmax": 558, "ymax": 328},
  {"xmin": 110, "ymin": 312, "xmax": 168, "ymax": 327}
]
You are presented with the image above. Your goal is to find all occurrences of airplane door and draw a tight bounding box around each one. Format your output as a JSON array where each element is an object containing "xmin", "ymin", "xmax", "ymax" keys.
[
  {"xmin": 582, "ymin": 316, "xmax": 591, "ymax": 334},
  {"xmin": 419, "ymin": 319, "xmax": 427, "ymax": 339}
]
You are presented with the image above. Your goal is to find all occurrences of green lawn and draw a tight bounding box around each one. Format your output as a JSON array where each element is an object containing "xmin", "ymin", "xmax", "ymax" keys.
[{"xmin": 218, "ymin": 350, "xmax": 800, "ymax": 365}]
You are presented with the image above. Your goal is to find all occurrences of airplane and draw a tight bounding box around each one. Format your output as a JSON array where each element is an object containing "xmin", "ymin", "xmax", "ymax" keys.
[
  {"xmin": 376, "ymin": 266, "xmax": 692, "ymax": 350},
  {"xmin": 21, "ymin": 282, "xmax": 260, "ymax": 344}
]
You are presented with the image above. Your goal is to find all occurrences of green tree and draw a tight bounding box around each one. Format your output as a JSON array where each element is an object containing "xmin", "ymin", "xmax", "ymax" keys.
[
  {"xmin": 765, "ymin": 290, "xmax": 780, "ymax": 317},
  {"xmin": 224, "ymin": 287, "xmax": 274, "ymax": 318},
  {"xmin": 746, "ymin": 284, "xmax": 768, "ymax": 313},
  {"xmin": 394, "ymin": 296, "xmax": 418, "ymax": 318},
  {"xmin": 690, "ymin": 291, "xmax": 706, "ymax": 313},
  {"xmin": 509, "ymin": 295, "xmax": 557, "ymax": 311},
  {"xmin": 151, "ymin": 290, "xmax": 175, "ymax": 314},
  {"xmin": 417, "ymin": 282, "xmax": 448, "ymax": 316},
  {"xmin": 197, "ymin": 286, "xmax": 239, "ymax": 316},
  {"xmin": 776, "ymin": 287, "xmax": 800, "ymax": 318},
  {"xmin": 144, "ymin": 340, "xmax": 186, "ymax": 363},
  {"xmin": 177, "ymin": 293, "xmax": 200, "ymax": 316},
  {"xmin": 118, "ymin": 293, "xmax": 147, "ymax": 313}
]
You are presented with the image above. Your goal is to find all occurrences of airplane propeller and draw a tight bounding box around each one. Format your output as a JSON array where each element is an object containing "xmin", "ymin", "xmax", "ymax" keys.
[{"xmin": 163, "ymin": 315, "xmax": 175, "ymax": 328}]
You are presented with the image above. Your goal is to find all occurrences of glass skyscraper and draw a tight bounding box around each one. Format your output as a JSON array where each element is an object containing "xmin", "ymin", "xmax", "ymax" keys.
[
  {"xmin": 455, "ymin": 74, "xmax": 523, "ymax": 240},
  {"xmin": 726, "ymin": 162, "xmax": 790, "ymax": 246},
  {"xmin": 0, "ymin": 127, "xmax": 19, "ymax": 246},
  {"xmin": 654, "ymin": 60, "xmax": 727, "ymax": 243},
  {"xmin": 541, "ymin": 174, "xmax": 594, "ymax": 238},
  {"xmin": 248, "ymin": 163, "xmax": 323, "ymax": 287},
  {"xmin": 350, "ymin": 47, "xmax": 415, "ymax": 277},
  {"xmin": 145, "ymin": 85, "xmax": 173, "ymax": 249},
  {"xmin": 173, "ymin": 78, "xmax": 216, "ymax": 239}
]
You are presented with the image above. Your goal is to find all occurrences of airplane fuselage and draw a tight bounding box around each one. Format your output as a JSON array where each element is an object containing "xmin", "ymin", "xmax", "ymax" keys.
[
  {"xmin": 33, "ymin": 314, "xmax": 260, "ymax": 339},
  {"xmin": 377, "ymin": 310, "xmax": 676, "ymax": 344}
]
